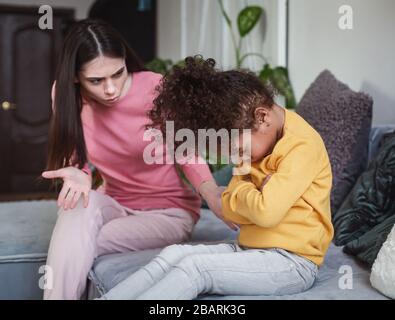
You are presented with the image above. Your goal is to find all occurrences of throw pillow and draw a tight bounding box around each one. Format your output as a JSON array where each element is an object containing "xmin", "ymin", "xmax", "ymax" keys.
[{"xmin": 296, "ymin": 70, "xmax": 373, "ymax": 216}]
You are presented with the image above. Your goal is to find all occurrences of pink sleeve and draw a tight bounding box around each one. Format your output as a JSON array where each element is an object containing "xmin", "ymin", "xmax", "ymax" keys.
[
  {"xmin": 80, "ymin": 162, "xmax": 92, "ymax": 177},
  {"xmin": 179, "ymin": 156, "xmax": 215, "ymax": 192},
  {"xmin": 51, "ymin": 82, "xmax": 92, "ymax": 176}
]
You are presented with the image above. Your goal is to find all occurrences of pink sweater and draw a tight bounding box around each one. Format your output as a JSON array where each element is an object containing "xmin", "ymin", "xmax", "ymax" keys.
[{"xmin": 52, "ymin": 71, "xmax": 213, "ymax": 218}]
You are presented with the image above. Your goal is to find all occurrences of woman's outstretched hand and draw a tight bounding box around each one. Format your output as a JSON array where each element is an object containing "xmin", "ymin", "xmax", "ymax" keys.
[
  {"xmin": 199, "ymin": 180, "xmax": 239, "ymax": 231},
  {"xmin": 42, "ymin": 167, "xmax": 92, "ymax": 210}
]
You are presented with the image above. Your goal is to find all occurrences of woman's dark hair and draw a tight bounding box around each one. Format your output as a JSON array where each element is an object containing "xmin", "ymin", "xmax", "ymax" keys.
[
  {"xmin": 47, "ymin": 19, "xmax": 145, "ymax": 171},
  {"xmin": 149, "ymin": 56, "xmax": 276, "ymax": 146}
]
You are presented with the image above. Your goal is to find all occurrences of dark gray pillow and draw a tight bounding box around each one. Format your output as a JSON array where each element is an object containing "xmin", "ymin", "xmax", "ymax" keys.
[{"xmin": 296, "ymin": 70, "xmax": 373, "ymax": 216}]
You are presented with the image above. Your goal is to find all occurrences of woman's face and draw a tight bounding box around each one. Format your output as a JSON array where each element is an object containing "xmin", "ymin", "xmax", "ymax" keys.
[{"xmin": 77, "ymin": 55, "xmax": 129, "ymax": 106}]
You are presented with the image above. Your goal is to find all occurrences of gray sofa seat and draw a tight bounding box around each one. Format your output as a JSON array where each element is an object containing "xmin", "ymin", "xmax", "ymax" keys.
[
  {"xmin": 87, "ymin": 208, "xmax": 389, "ymax": 300},
  {"xmin": 0, "ymin": 200, "xmax": 58, "ymax": 299}
]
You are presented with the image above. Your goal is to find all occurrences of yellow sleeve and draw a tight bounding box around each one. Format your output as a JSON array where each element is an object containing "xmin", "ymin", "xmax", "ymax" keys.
[
  {"xmin": 223, "ymin": 140, "xmax": 321, "ymax": 228},
  {"xmin": 222, "ymin": 172, "xmax": 253, "ymax": 225}
]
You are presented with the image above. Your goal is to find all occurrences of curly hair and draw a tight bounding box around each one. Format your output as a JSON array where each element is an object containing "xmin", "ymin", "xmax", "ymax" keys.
[{"xmin": 148, "ymin": 56, "xmax": 276, "ymax": 147}]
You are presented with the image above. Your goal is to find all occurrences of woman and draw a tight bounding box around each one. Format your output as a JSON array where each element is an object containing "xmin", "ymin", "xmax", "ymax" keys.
[{"xmin": 42, "ymin": 20, "xmax": 230, "ymax": 300}]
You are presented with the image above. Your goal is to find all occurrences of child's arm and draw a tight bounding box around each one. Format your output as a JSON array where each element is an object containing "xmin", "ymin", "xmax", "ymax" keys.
[
  {"xmin": 224, "ymin": 140, "xmax": 322, "ymax": 228},
  {"xmin": 222, "ymin": 174, "xmax": 254, "ymax": 225}
]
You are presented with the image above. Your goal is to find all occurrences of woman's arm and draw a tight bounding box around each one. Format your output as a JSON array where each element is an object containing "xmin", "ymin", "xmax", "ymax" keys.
[{"xmin": 180, "ymin": 157, "xmax": 239, "ymax": 230}]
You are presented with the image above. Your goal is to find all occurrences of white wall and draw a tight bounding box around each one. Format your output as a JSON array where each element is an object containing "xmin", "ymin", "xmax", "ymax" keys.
[
  {"xmin": 157, "ymin": 0, "xmax": 286, "ymax": 70},
  {"xmin": 0, "ymin": 0, "xmax": 95, "ymax": 19},
  {"xmin": 288, "ymin": 0, "xmax": 395, "ymax": 125},
  {"xmin": 157, "ymin": 0, "xmax": 182, "ymax": 63}
]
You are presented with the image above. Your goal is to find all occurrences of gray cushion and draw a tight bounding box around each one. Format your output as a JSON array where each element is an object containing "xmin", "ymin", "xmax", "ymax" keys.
[
  {"xmin": 88, "ymin": 209, "xmax": 388, "ymax": 300},
  {"xmin": 296, "ymin": 70, "xmax": 373, "ymax": 216},
  {"xmin": 0, "ymin": 200, "xmax": 58, "ymax": 299}
]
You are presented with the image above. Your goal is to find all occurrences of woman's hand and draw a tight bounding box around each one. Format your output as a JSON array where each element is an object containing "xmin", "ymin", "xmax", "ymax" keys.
[
  {"xmin": 42, "ymin": 166, "xmax": 92, "ymax": 210},
  {"xmin": 199, "ymin": 180, "xmax": 239, "ymax": 231}
]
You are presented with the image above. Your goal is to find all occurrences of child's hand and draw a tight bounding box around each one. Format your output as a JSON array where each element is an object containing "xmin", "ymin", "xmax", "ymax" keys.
[{"xmin": 260, "ymin": 175, "xmax": 272, "ymax": 191}]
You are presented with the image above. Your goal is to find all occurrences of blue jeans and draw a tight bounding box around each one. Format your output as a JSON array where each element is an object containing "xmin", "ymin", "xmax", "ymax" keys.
[{"xmin": 100, "ymin": 242, "xmax": 318, "ymax": 300}]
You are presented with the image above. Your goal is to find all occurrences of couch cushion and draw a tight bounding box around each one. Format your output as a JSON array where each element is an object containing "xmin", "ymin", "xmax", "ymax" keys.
[
  {"xmin": 296, "ymin": 70, "xmax": 373, "ymax": 216},
  {"xmin": 0, "ymin": 200, "xmax": 58, "ymax": 299},
  {"xmin": 0, "ymin": 200, "xmax": 57, "ymax": 258},
  {"xmin": 88, "ymin": 209, "xmax": 388, "ymax": 300}
]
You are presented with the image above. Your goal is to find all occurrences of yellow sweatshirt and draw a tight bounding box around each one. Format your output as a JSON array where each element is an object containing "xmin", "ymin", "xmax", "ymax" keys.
[{"xmin": 222, "ymin": 109, "xmax": 334, "ymax": 266}]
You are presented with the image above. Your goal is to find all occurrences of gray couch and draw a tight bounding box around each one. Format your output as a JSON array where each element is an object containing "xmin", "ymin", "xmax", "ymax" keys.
[
  {"xmin": 0, "ymin": 125, "xmax": 394, "ymax": 300},
  {"xmin": 86, "ymin": 208, "xmax": 389, "ymax": 300}
]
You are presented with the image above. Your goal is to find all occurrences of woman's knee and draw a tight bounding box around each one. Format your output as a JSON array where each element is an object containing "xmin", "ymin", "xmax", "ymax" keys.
[
  {"xmin": 58, "ymin": 190, "xmax": 106, "ymax": 216},
  {"xmin": 78, "ymin": 190, "xmax": 105, "ymax": 210}
]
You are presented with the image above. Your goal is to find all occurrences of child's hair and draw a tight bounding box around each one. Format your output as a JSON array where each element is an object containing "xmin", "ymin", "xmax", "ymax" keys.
[
  {"xmin": 47, "ymin": 19, "xmax": 145, "ymax": 171},
  {"xmin": 149, "ymin": 56, "xmax": 276, "ymax": 140}
]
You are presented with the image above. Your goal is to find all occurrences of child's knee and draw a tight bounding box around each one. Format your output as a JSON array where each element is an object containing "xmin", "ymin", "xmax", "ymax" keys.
[
  {"xmin": 157, "ymin": 244, "xmax": 192, "ymax": 265},
  {"xmin": 175, "ymin": 255, "xmax": 202, "ymax": 276}
]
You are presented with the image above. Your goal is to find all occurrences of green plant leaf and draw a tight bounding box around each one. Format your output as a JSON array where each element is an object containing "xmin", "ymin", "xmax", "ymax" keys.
[
  {"xmin": 145, "ymin": 58, "xmax": 173, "ymax": 75},
  {"xmin": 174, "ymin": 59, "xmax": 186, "ymax": 68},
  {"xmin": 259, "ymin": 64, "xmax": 296, "ymax": 109},
  {"xmin": 238, "ymin": 6, "xmax": 263, "ymax": 37},
  {"xmin": 270, "ymin": 67, "xmax": 296, "ymax": 109},
  {"xmin": 258, "ymin": 63, "xmax": 273, "ymax": 83}
]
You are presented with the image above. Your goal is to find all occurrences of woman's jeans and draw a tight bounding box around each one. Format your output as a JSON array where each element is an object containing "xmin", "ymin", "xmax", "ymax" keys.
[{"xmin": 101, "ymin": 242, "xmax": 318, "ymax": 300}]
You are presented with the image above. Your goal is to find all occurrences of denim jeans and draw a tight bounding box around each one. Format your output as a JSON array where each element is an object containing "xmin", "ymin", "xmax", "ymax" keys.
[{"xmin": 100, "ymin": 242, "xmax": 318, "ymax": 300}]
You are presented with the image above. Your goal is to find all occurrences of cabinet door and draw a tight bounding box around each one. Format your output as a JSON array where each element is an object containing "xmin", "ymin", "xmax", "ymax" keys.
[{"xmin": 0, "ymin": 6, "xmax": 74, "ymax": 200}]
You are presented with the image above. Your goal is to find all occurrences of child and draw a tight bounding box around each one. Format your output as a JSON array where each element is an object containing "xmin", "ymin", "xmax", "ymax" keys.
[{"xmin": 99, "ymin": 56, "xmax": 334, "ymax": 300}]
